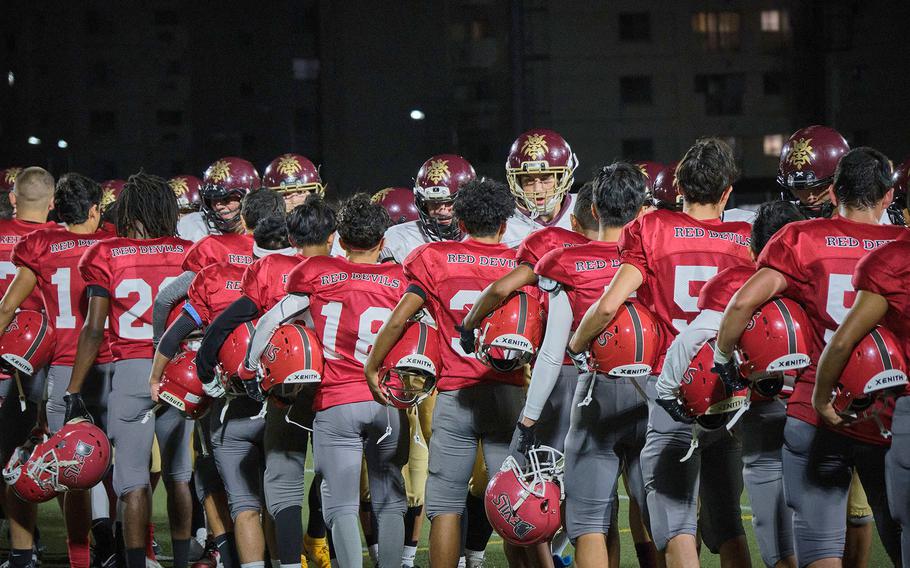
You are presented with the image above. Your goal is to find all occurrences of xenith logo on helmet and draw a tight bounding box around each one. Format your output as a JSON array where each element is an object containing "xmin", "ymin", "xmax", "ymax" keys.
[
  {"xmin": 491, "ymin": 493, "xmax": 536, "ymax": 539},
  {"xmin": 864, "ymin": 370, "xmax": 908, "ymax": 394}
]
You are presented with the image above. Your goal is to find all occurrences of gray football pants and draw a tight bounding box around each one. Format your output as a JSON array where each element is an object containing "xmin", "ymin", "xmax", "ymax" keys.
[
  {"xmin": 534, "ymin": 365, "xmax": 579, "ymax": 453},
  {"xmin": 263, "ymin": 396, "xmax": 312, "ymax": 517},
  {"xmin": 886, "ymin": 395, "xmax": 910, "ymax": 568},
  {"xmin": 211, "ymin": 397, "xmax": 266, "ymax": 518},
  {"xmin": 46, "ymin": 363, "xmax": 112, "ymax": 432}
]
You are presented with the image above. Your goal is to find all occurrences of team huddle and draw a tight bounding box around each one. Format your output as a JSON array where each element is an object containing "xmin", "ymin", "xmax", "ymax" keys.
[{"xmin": 0, "ymin": 124, "xmax": 907, "ymax": 568}]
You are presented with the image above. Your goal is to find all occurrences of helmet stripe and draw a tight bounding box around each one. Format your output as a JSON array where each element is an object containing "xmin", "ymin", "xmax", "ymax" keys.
[
  {"xmin": 516, "ymin": 293, "xmax": 528, "ymax": 335},
  {"xmin": 22, "ymin": 316, "xmax": 48, "ymax": 362},
  {"xmin": 772, "ymin": 299, "xmax": 797, "ymax": 354},
  {"xmin": 625, "ymin": 304, "xmax": 644, "ymax": 362},
  {"xmin": 870, "ymin": 329, "xmax": 893, "ymax": 370},
  {"xmin": 297, "ymin": 326, "xmax": 311, "ymax": 371},
  {"xmin": 416, "ymin": 323, "xmax": 427, "ymax": 355}
]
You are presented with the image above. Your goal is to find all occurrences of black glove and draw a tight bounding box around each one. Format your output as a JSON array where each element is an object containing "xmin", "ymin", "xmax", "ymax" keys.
[
  {"xmin": 242, "ymin": 378, "xmax": 266, "ymax": 403},
  {"xmin": 456, "ymin": 325, "xmax": 476, "ymax": 354},
  {"xmin": 64, "ymin": 393, "xmax": 92, "ymax": 424},
  {"xmin": 508, "ymin": 422, "xmax": 538, "ymax": 467},
  {"xmin": 711, "ymin": 358, "xmax": 748, "ymax": 391},
  {"xmin": 655, "ymin": 397, "xmax": 694, "ymax": 425},
  {"xmin": 566, "ymin": 347, "xmax": 591, "ymax": 373}
]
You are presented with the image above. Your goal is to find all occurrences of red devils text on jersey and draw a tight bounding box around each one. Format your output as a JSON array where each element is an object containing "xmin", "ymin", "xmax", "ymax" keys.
[
  {"xmin": 286, "ymin": 256, "xmax": 405, "ymax": 411},
  {"xmin": 241, "ymin": 253, "xmax": 306, "ymax": 313},
  {"xmin": 79, "ymin": 236, "xmax": 190, "ymax": 360},
  {"xmin": 182, "ymin": 233, "xmax": 254, "ymax": 273},
  {"xmin": 515, "ymin": 226, "xmax": 588, "ymax": 267},
  {"xmin": 12, "ymin": 227, "xmax": 115, "ymax": 365},
  {"xmin": 0, "ymin": 219, "xmax": 58, "ymax": 312},
  {"xmin": 403, "ymin": 239, "xmax": 532, "ymax": 390},
  {"xmin": 758, "ymin": 216, "xmax": 906, "ymax": 444},
  {"xmin": 186, "ymin": 262, "xmax": 246, "ymax": 326}
]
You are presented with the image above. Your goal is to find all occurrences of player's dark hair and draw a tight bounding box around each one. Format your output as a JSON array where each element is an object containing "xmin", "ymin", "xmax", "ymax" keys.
[
  {"xmin": 0, "ymin": 194, "xmax": 12, "ymax": 221},
  {"xmin": 338, "ymin": 193, "xmax": 390, "ymax": 250},
  {"xmin": 54, "ymin": 173, "xmax": 103, "ymax": 225},
  {"xmin": 750, "ymin": 201, "xmax": 806, "ymax": 255},
  {"xmin": 572, "ymin": 183, "xmax": 598, "ymax": 231},
  {"xmin": 242, "ymin": 189, "xmax": 284, "ymax": 232},
  {"xmin": 117, "ymin": 171, "xmax": 178, "ymax": 238},
  {"xmin": 252, "ymin": 214, "xmax": 290, "ymax": 250},
  {"xmin": 454, "ymin": 178, "xmax": 515, "ymax": 238},
  {"xmin": 833, "ymin": 147, "xmax": 893, "ymax": 209},
  {"xmin": 286, "ymin": 195, "xmax": 337, "ymax": 247},
  {"xmin": 676, "ymin": 138, "xmax": 739, "ymax": 205},
  {"xmin": 592, "ymin": 162, "xmax": 648, "ymax": 228}
]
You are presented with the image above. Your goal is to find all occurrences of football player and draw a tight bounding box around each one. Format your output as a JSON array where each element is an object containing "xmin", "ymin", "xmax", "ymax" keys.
[
  {"xmin": 814, "ymin": 223, "xmax": 910, "ymax": 568},
  {"xmin": 715, "ymin": 147, "xmax": 905, "ymax": 567},
  {"xmin": 63, "ymin": 173, "xmax": 193, "ymax": 568},
  {"xmin": 511, "ymin": 163, "xmax": 650, "ymax": 568},
  {"xmin": 262, "ymin": 153, "xmax": 325, "ymax": 211},
  {"xmin": 0, "ymin": 167, "xmax": 21, "ymax": 219},
  {"xmin": 169, "ymin": 175, "xmax": 203, "ymax": 219},
  {"xmin": 654, "ymin": 200, "xmax": 806, "ymax": 568},
  {"xmin": 0, "ymin": 174, "xmax": 116, "ymax": 568},
  {"xmin": 372, "ymin": 187, "xmax": 420, "ymax": 226},
  {"xmin": 777, "ymin": 125, "xmax": 849, "ymax": 219},
  {"xmin": 177, "ymin": 157, "xmax": 260, "ymax": 243},
  {"xmin": 888, "ymin": 157, "xmax": 910, "ymax": 225},
  {"xmin": 568, "ymin": 138, "xmax": 754, "ymax": 568},
  {"xmin": 195, "ymin": 197, "xmax": 337, "ymax": 568},
  {"xmin": 364, "ymin": 179, "xmax": 528, "ymax": 567},
  {"xmin": 242, "ymin": 194, "xmax": 409, "ymax": 568},
  {"xmin": 0, "ymin": 167, "xmax": 56, "ymax": 568}
]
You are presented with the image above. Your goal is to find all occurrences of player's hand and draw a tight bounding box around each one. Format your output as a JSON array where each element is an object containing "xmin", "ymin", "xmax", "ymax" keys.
[
  {"xmin": 508, "ymin": 420, "xmax": 538, "ymax": 467},
  {"xmin": 813, "ymin": 392, "xmax": 847, "ymax": 429},
  {"xmin": 365, "ymin": 367, "xmax": 391, "ymax": 406},
  {"xmin": 242, "ymin": 377, "xmax": 265, "ymax": 402},
  {"xmin": 201, "ymin": 377, "xmax": 226, "ymax": 399},
  {"xmin": 456, "ymin": 324, "xmax": 476, "ymax": 354},
  {"xmin": 656, "ymin": 397, "xmax": 694, "ymax": 424},
  {"xmin": 566, "ymin": 346, "xmax": 592, "ymax": 373},
  {"xmin": 236, "ymin": 363, "xmax": 257, "ymax": 382},
  {"xmin": 63, "ymin": 392, "xmax": 92, "ymax": 424},
  {"xmin": 149, "ymin": 373, "xmax": 161, "ymax": 403},
  {"xmin": 711, "ymin": 349, "xmax": 747, "ymax": 391}
]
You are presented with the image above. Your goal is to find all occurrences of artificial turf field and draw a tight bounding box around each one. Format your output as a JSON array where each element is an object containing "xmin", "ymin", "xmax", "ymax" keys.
[{"xmin": 15, "ymin": 465, "xmax": 892, "ymax": 568}]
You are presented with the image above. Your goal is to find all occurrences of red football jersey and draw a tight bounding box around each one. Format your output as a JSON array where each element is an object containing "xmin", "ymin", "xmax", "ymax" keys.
[
  {"xmin": 79, "ymin": 236, "xmax": 190, "ymax": 360},
  {"xmin": 286, "ymin": 256, "xmax": 405, "ymax": 411},
  {"xmin": 241, "ymin": 253, "xmax": 306, "ymax": 313},
  {"xmin": 620, "ymin": 209, "xmax": 752, "ymax": 343},
  {"xmin": 13, "ymin": 227, "xmax": 114, "ymax": 366},
  {"xmin": 515, "ymin": 226, "xmax": 588, "ymax": 267},
  {"xmin": 0, "ymin": 219, "xmax": 58, "ymax": 312},
  {"xmin": 853, "ymin": 238, "xmax": 910, "ymax": 361},
  {"xmin": 182, "ymin": 233, "xmax": 254, "ymax": 273},
  {"xmin": 403, "ymin": 238, "xmax": 529, "ymax": 390},
  {"xmin": 697, "ymin": 264, "xmax": 757, "ymax": 313},
  {"xmin": 758, "ymin": 216, "xmax": 906, "ymax": 444},
  {"xmin": 186, "ymin": 262, "xmax": 245, "ymax": 326},
  {"xmin": 534, "ymin": 241, "xmax": 623, "ymax": 331}
]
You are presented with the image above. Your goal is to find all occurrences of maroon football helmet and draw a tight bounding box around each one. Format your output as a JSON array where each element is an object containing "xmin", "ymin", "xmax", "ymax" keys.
[
  {"xmin": 505, "ymin": 129, "xmax": 577, "ymax": 217},
  {"xmin": 169, "ymin": 175, "xmax": 203, "ymax": 214},
  {"xmin": 414, "ymin": 154, "xmax": 476, "ymax": 241},
  {"xmin": 372, "ymin": 187, "xmax": 419, "ymax": 225},
  {"xmin": 651, "ymin": 162, "xmax": 682, "ymax": 210},
  {"xmin": 777, "ymin": 126, "xmax": 849, "ymax": 204},
  {"xmin": 99, "ymin": 179, "xmax": 126, "ymax": 213},
  {"xmin": 201, "ymin": 157, "xmax": 261, "ymax": 232},
  {"xmin": 262, "ymin": 154, "xmax": 324, "ymax": 197},
  {"xmin": 0, "ymin": 167, "xmax": 22, "ymax": 193},
  {"xmin": 888, "ymin": 157, "xmax": 910, "ymax": 225},
  {"xmin": 635, "ymin": 161, "xmax": 664, "ymax": 202}
]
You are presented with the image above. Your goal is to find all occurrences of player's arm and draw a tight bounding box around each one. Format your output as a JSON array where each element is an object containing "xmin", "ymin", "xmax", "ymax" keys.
[
  {"xmin": 0, "ymin": 267, "xmax": 38, "ymax": 332},
  {"xmin": 152, "ymin": 270, "xmax": 194, "ymax": 346},
  {"xmin": 149, "ymin": 310, "xmax": 201, "ymax": 402},
  {"xmin": 364, "ymin": 289, "xmax": 426, "ymax": 405},
  {"xmin": 716, "ymin": 268, "xmax": 787, "ymax": 364},
  {"xmin": 462, "ymin": 264, "xmax": 536, "ymax": 332},
  {"xmin": 195, "ymin": 296, "xmax": 260, "ymax": 397},
  {"xmin": 520, "ymin": 289, "xmax": 572, "ymax": 427},
  {"xmin": 813, "ymin": 290, "xmax": 888, "ymax": 428},
  {"xmin": 567, "ymin": 264, "xmax": 642, "ymax": 356},
  {"xmin": 64, "ymin": 291, "xmax": 110, "ymax": 422},
  {"xmin": 240, "ymin": 293, "xmax": 311, "ymax": 378}
]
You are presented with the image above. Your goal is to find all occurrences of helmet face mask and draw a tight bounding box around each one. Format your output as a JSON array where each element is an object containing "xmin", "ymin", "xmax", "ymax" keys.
[
  {"xmin": 380, "ymin": 368, "xmax": 436, "ymax": 409},
  {"xmin": 476, "ymin": 293, "xmax": 544, "ymax": 374},
  {"xmin": 413, "ymin": 154, "xmax": 476, "ymax": 241},
  {"xmin": 201, "ymin": 157, "xmax": 261, "ymax": 233},
  {"xmin": 777, "ymin": 125, "xmax": 849, "ymax": 205},
  {"xmin": 505, "ymin": 130, "xmax": 577, "ymax": 218},
  {"xmin": 379, "ymin": 322, "xmax": 441, "ymax": 409},
  {"xmin": 415, "ymin": 194, "xmax": 459, "ymax": 241}
]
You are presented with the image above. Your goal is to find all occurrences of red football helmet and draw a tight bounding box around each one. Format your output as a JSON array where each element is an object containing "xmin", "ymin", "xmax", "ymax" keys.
[
  {"xmin": 379, "ymin": 321, "xmax": 441, "ymax": 409},
  {"xmin": 777, "ymin": 126, "xmax": 849, "ymax": 200},
  {"xmin": 158, "ymin": 351, "xmax": 211, "ymax": 420},
  {"xmin": 831, "ymin": 327, "xmax": 908, "ymax": 416},
  {"xmin": 678, "ymin": 341, "xmax": 750, "ymax": 429},
  {"xmin": 414, "ymin": 154, "xmax": 476, "ymax": 241},
  {"xmin": 505, "ymin": 129, "xmax": 577, "ymax": 217},
  {"xmin": 485, "ymin": 446, "xmax": 564, "ymax": 546},
  {"xmin": 0, "ymin": 310, "xmax": 54, "ymax": 376},
  {"xmin": 589, "ymin": 303, "xmax": 662, "ymax": 378},
  {"xmin": 3, "ymin": 433, "xmax": 57, "ymax": 503},
  {"xmin": 0, "ymin": 167, "xmax": 22, "ymax": 192},
  {"xmin": 201, "ymin": 157, "xmax": 261, "ymax": 232},
  {"xmin": 99, "ymin": 179, "xmax": 126, "ymax": 212},
  {"xmin": 4, "ymin": 422, "xmax": 111, "ymax": 502},
  {"xmin": 476, "ymin": 292, "xmax": 545, "ymax": 373},
  {"xmin": 651, "ymin": 162, "xmax": 682, "ymax": 210},
  {"xmin": 216, "ymin": 320, "xmax": 258, "ymax": 394},
  {"xmin": 262, "ymin": 154, "xmax": 324, "ymax": 197},
  {"xmin": 169, "ymin": 175, "xmax": 203, "ymax": 214},
  {"xmin": 259, "ymin": 324, "xmax": 324, "ymax": 399},
  {"xmin": 737, "ymin": 298, "xmax": 812, "ymax": 398},
  {"xmin": 372, "ymin": 187, "xmax": 419, "ymax": 225}
]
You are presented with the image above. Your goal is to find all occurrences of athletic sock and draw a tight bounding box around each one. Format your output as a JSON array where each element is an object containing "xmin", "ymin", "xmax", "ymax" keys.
[
  {"xmin": 274, "ymin": 506, "xmax": 303, "ymax": 565},
  {"xmin": 306, "ymin": 475, "xmax": 327, "ymax": 539},
  {"xmin": 172, "ymin": 538, "xmax": 190, "ymax": 568},
  {"xmin": 214, "ymin": 533, "xmax": 239, "ymax": 568},
  {"xmin": 91, "ymin": 518, "xmax": 117, "ymax": 561},
  {"xmin": 402, "ymin": 545, "xmax": 417, "ymax": 567},
  {"xmin": 367, "ymin": 544, "xmax": 379, "ymax": 564},
  {"xmin": 67, "ymin": 538, "xmax": 91, "ymax": 568},
  {"xmin": 145, "ymin": 524, "xmax": 156, "ymax": 559},
  {"xmin": 240, "ymin": 562, "xmax": 265, "ymax": 568},
  {"xmin": 403, "ymin": 505, "xmax": 421, "ymax": 544},
  {"xmin": 9, "ymin": 548, "xmax": 34, "ymax": 568},
  {"xmin": 464, "ymin": 493, "xmax": 493, "ymax": 552},
  {"xmin": 465, "ymin": 549, "xmax": 486, "ymax": 568},
  {"xmin": 126, "ymin": 548, "xmax": 146, "ymax": 568},
  {"xmin": 635, "ymin": 542, "xmax": 657, "ymax": 568}
]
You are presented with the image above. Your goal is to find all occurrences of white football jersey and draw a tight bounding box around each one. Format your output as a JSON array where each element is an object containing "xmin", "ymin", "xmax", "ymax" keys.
[
  {"xmin": 177, "ymin": 211, "xmax": 212, "ymax": 242},
  {"xmin": 380, "ymin": 220, "xmax": 436, "ymax": 263},
  {"xmin": 501, "ymin": 193, "xmax": 576, "ymax": 249},
  {"xmin": 721, "ymin": 207, "xmax": 757, "ymax": 225}
]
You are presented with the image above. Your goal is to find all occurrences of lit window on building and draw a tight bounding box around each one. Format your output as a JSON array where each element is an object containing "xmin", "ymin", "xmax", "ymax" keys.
[
  {"xmin": 692, "ymin": 12, "xmax": 740, "ymax": 51},
  {"xmin": 763, "ymin": 134, "xmax": 785, "ymax": 156},
  {"xmin": 761, "ymin": 10, "xmax": 789, "ymax": 32}
]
